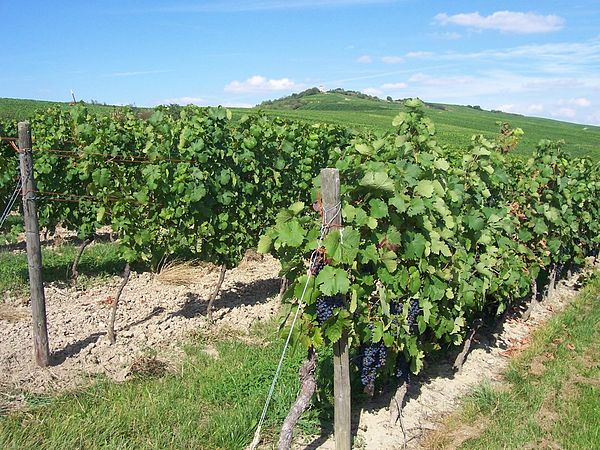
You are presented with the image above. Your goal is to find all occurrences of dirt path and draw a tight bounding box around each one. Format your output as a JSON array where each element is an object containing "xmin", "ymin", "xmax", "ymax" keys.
[{"xmin": 0, "ymin": 252, "xmax": 282, "ymax": 408}]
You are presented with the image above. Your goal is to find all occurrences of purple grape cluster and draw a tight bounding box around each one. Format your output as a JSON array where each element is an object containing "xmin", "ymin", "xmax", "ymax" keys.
[
  {"xmin": 555, "ymin": 263, "xmax": 564, "ymax": 283},
  {"xmin": 395, "ymin": 354, "xmax": 410, "ymax": 384},
  {"xmin": 390, "ymin": 300, "xmax": 403, "ymax": 315},
  {"xmin": 315, "ymin": 295, "xmax": 344, "ymax": 324},
  {"xmin": 358, "ymin": 342, "xmax": 387, "ymax": 391},
  {"xmin": 407, "ymin": 299, "xmax": 421, "ymax": 331},
  {"xmin": 309, "ymin": 247, "xmax": 326, "ymax": 276}
]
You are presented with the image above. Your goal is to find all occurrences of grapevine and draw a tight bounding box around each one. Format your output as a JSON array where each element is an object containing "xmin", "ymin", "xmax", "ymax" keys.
[{"xmin": 261, "ymin": 98, "xmax": 600, "ymax": 394}]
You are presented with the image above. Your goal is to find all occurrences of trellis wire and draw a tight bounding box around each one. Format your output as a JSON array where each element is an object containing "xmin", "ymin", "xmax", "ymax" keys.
[{"xmin": 0, "ymin": 175, "xmax": 23, "ymax": 230}]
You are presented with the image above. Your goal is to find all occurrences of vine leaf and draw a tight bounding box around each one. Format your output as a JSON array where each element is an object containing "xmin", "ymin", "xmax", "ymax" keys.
[
  {"xmin": 372, "ymin": 321, "xmax": 384, "ymax": 343},
  {"xmin": 276, "ymin": 220, "xmax": 306, "ymax": 248},
  {"xmin": 323, "ymin": 228, "xmax": 360, "ymax": 265},
  {"xmin": 257, "ymin": 234, "xmax": 273, "ymax": 254},
  {"xmin": 381, "ymin": 250, "xmax": 398, "ymax": 273},
  {"xmin": 369, "ymin": 198, "xmax": 389, "ymax": 219},
  {"xmin": 359, "ymin": 171, "xmax": 395, "ymax": 193},
  {"xmin": 316, "ymin": 266, "xmax": 350, "ymax": 295},
  {"xmin": 325, "ymin": 315, "xmax": 345, "ymax": 343},
  {"xmin": 404, "ymin": 233, "xmax": 428, "ymax": 259},
  {"xmin": 415, "ymin": 180, "xmax": 434, "ymax": 198}
]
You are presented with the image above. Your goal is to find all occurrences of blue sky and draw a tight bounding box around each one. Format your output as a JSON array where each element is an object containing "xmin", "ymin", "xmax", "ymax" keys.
[{"xmin": 1, "ymin": 1, "xmax": 599, "ymax": 124}]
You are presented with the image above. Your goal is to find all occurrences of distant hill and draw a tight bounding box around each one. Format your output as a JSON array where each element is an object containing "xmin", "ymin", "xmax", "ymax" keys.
[
  {"xmin": 248, "ymin": 89, "xmax": 600, "ymax": 159},
  {"xmin": 2, "ymin": 94, "xmax": 599, "ymax": 159}
]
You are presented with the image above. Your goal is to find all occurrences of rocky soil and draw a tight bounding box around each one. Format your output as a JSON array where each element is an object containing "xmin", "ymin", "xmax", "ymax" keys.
[{"xmin": 0, "ymin": 250, "xmax": 283, "ymax": 409}]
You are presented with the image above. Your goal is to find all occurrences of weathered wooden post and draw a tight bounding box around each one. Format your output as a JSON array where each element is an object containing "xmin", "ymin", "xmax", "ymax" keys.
[
  {"xmin": 18, "ymin": 121, "xmax": 50, "ymax": 367},
  {"xmin": 321, "ymin": 168, "xmax": 351, "ymax": 450}
]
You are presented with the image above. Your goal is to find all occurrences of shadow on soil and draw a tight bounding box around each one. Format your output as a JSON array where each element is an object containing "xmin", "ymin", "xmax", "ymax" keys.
[{"xmin": 168, "ymin": 278, "xmax": 281, "ymax": 319}]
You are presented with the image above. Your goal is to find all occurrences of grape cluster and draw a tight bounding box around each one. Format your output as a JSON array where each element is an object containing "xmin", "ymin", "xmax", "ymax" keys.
[
  {"xmin": 555, "ymin": 263, "xmax": 564, "ymax": 283},
  {"xmin": 315, "ymin": 295, "xmax": 344, "ymax": 324},
  {"xmin": 358, "ymin": 342, "xmax": 387, "ymax": 391},
  {"xmin": 390, "ymin": 300, "xmax": 403, "ymax": 315},
  {"xmin": 395, "ymin": 354, "xmax": 410, "ymax": 384},
  {"xmin": 309, "ymin": 247, "xmax": 326, "ymax": 276},
  {"xmin": 407, "ymin": 299, "xmax": 421, "ymax": 332}
]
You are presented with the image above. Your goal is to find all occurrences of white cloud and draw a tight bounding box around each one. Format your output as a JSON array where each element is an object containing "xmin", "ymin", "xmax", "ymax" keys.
[
  {"xmin": 381, "ymin": 55, "xmax": 404, "ymax": 64},
  {"xmin": 356, "ymin": 55, "xmax": 373, "ymax": 63},
  {"xmin": 495, "ymin": 103, "xmax": 545, "ymax": 115},
  {"xmin": 224, "ymin": 75, "xmax": 299, "ymax": 93},
  {"xmin": 526, "ymin": 104, "xmax": 544, "ymax": 114},
  {"xmin": 405, "ymin": 51, "xmax": 432, "ymax": 58},
  {"xmin": 551, "ymin": 108, "xmax": 577, "ymax": 119},
  {"xmin": 568, "ymin": 98, "xmax": 592, "ymax": 107},
  {"xmin": 381, "ymin": 82, "xmax": 408, "ymax": 89},
  {"xmin": 587, "ymin": 112, "xmax": 600, "ymax": 126},
  {"xmin": 434, "ymin": 11, "xmax": 564, "ymax": 34},
  {"xmin": 362, "ymin": 87, "xmax": 383, "ymax": 96},
  {"xmin": 435, "ymin": 31, "xmax": 462, "ymax": 40},
  {"xmin": 408, "ymin": 73, "xmax": 474, "ymax": 86},
  {"xmin": 496, "ymin": 104, "xmax": 515, "ymax": 113}
]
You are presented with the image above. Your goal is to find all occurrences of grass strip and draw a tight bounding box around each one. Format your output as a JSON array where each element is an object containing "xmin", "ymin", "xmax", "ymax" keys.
[
  {"xmin": 0, "ymin": 326, "xmax": 326, "ymax": 450},
  {"xmin": 0, "ymin": 241, "xmax": 125, "ymax": 296},
  {"xmin": 426, "ymin": 272, "xmax": 600, "ymax": 450}
]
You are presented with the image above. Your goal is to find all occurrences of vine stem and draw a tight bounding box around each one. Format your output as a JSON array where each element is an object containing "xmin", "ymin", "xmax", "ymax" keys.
[
  {"xmin": 389, "ymin": 381, "xmax": 408, "ymax": 449},
  {"xmin": 207, "ymin": 264, "xmax": 226, "ymax": 323},
  {"xmin": 107, "ymin": 262, "xmax": 131, "ymax": 344},
  {"xmin": 71, "ymin": 234, "xmax": 95, "ymax": 279},
  {"xmin": 277, "ymin": 347, "xmax": 317, "ymax": 450},
  {"xmin": 522, "ymin": 278, "xmax": 538, "ymax": 322},
  {"xmin": 453, "ymin": 318, "xmax": 482, "ymax": 372}
]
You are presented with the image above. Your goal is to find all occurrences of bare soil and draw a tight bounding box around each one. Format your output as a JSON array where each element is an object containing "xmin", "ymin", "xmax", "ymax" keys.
[{"xmin": 0, "ymin": 250, "xmax": 283, "ymax": 410}]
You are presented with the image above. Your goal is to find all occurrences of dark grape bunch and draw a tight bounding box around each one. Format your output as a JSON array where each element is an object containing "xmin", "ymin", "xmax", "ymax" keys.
[
  {"xmin": 390, "ymin": 300, "xmax": 403, "ymax": 315},
  {"xmin": 395, "ymin": 354, "xmax": 410, "ymax": 384},
  {"xmin": 358, "ymin": 342, "xmax": 387, "ymax": 393},
  {"xmin": 407, "ymin": 299, "xmax": 421, "ymax": 332},
  {"xmin": 555, "ymin": 262, "xmax": 564, "ymax": 283},
  {"xmin": 315, "ymin": 295, "xmax": 344, "ymax": 324},
  {"xmin": 309, "ymin": 247, "xmax": 326, "ymax": 276}
]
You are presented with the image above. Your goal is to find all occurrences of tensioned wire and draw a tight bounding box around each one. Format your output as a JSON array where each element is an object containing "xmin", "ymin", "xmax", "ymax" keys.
[{"xmin": 0, "ymin": 174, "xmax": 23, "ymax": 230}]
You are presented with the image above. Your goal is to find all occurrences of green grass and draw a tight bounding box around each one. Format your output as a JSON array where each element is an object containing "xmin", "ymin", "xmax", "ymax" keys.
[
  {"xmin": 427, "ymin": 272, "xmax": 600, "ymax": 450},
  {"xmin": 232, "ymin": 92, "xmax": 600, "ymax": 159},
  {"xmin": 0, "ymin": 325, "xmax": 324, "ymax": 450},
  {"xmin": 0, "ymin": 241, "xmax": 125, "ymax": 295},
  {"xmin": 0, "ymin": 98, "xmax": 149, "ymax": 122}
]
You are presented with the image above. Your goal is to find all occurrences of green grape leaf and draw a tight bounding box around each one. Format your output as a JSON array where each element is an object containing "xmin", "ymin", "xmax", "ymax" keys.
[
  {"xmin": 257, "ymin": 234, "xmax": 273, "ymax": 254},
  {"xmin": 415, "ymin": 180, "xmax": 435, "ymax": 198},
  {"xmin": 369, "ymin": 199, "xmax": 389, "ymax": 219},
  {"xmin": 323, "ymin": 228, "xmax": 360, "ymax": 265},
  {"xmin": 359, "ymin": 171, "xmax": 395, "ymax": 193},
  {"xmin": 404, "ymin": 233, "xmax": 427, "ymax": 259},
  {"xmin": 316, "ymin": 266, "xmax": 350, "ymax": 295},
  {"xmin": 276, "ymin": 220, "xmax": 306, "ymax": 247}
]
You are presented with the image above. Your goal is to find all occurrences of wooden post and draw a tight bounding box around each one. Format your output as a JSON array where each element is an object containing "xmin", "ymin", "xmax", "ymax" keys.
[
  {"xmin": 321, "ymin": 168, "xmax": 351, "ymax": 450},
  {"xmin": 18, "ymin": 121, "xmax": 50, "ymax": 367}
]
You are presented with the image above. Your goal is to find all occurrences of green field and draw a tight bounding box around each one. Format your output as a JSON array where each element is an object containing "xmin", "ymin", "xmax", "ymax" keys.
[
  {"xmin": 2, "ymin": 93, "xmax": 600, "ymax": 158},
  {"xmin": 235, "ymin": 91, "xmax": 600, "ymax": 159},
  {"xmin": 0, "ymin": 98, "xmax": 148, "ymax": 122}
]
